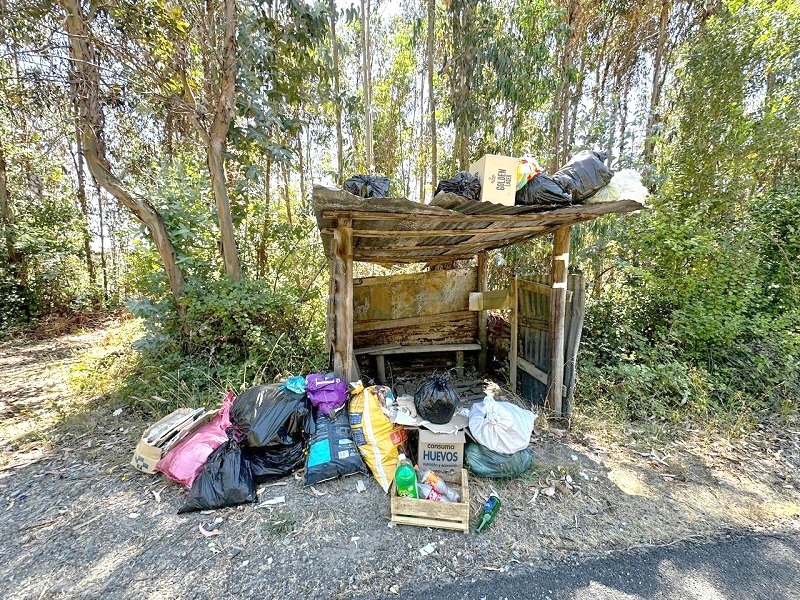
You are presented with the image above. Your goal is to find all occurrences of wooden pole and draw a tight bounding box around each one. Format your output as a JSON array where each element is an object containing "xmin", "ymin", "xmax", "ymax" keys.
[
  {"xmin": 477, "ymin": 251, "xmax": 488, "ymax": 373},
  {"xmin": 332, "ymin": 217, "xmax": 354, "ymax": 381},
  {"xmin": 325, "ymin": 260, "xmax": 335, "ymax": 360},
  {"xmin": 547, "ymin": 226, "xmax": 571, "ymax": 417},
  {"xmin": 509, "ymin": 275, "xmax": 519, "ymax": 394},
  {"xmin": 563, "ymin": 274, "xmax": 585, "ymax": 419}
]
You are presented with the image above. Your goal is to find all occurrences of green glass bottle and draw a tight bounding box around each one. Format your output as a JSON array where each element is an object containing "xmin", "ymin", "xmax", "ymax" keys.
[
  {"xmin": 395, "ymin": 453, "xmax": 419, "ymax": 498},
  {"xmin": 476, "ymin": 494, "xmax": 501, "ymax": 532}
]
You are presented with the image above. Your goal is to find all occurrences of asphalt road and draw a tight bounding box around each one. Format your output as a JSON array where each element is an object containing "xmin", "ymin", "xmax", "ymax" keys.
[{"xmin": 401, "ymin": 531, "xmax": 800, "ymax": 600}]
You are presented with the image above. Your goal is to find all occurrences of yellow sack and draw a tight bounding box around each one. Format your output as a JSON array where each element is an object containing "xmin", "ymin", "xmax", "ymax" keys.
[{"xmin": 349, "ymin": 382, "xmax": 408, "ymax": 493}]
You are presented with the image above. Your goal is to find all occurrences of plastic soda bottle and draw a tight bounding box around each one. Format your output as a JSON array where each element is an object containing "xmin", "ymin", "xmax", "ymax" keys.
[
  {"xmin": 476, "ymin": 494, "xmax": 501, "ymax": 532},
  {"xmin": 419, "ymin": 469, "xmax": 461, "ymax": 502},
  {"xmin": 395, "ymin": 454, "xmax": 418, "ymax": 498},
  {"xmin": 417, "ymin": 482, "xmax": 449, "ymax": 502}
]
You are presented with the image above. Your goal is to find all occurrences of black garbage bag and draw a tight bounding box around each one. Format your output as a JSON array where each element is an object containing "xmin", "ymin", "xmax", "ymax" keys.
[
  {"xmin": 230, "ymin": 383, "xmax": 313, "ymax": 449},
  {"xmin": 244, "ymin": 443, "xmax": 307, "ymax": 484},
  {"xmin": 515, "ymin": 173, "xmax": 572, "ymax": 206},
  {"xmin": 465, "ymin": 443, "xmax": 532, "ymax": 479},
  {"xmin": 343, "ymin": 174, "xmax": 390, "ymax": 198},
  {"xmin": 178, "ymin": 431, "xmax": 256, "ymax": 513},
  {"xmin": 552, "ymin": 150, "xmax": 613, "ymax": 202},
  {"xmin": 434, "ymin": 171, "xmax": 482, "ymax": 202},
  {"xmin": 304, "ymin": 408, "xmax": 367, "ymax": 486},
  {"xmin": 414, "ymin": 375, "xmax": 460, "ymax": 424}
]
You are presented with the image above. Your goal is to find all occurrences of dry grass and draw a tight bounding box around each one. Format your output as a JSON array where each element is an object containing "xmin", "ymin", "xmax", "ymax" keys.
[{"xmin": 0, "ymin": 318, "xmax": 144, "ymax": 468}]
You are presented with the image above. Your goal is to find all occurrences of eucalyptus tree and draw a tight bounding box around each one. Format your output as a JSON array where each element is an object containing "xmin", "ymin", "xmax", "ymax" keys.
[{"xmin": 60, "ymin": 0, "xmax": 187, "ymax": 301}]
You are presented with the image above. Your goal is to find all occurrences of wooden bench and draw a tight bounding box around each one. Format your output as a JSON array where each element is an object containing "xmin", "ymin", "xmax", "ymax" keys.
[{"xmin": 354, "ymin": 343, "xmax": 482, "ymax": 383}]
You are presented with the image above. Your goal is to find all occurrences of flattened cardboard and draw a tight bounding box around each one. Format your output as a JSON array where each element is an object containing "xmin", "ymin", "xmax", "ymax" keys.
[
  {"xmin": 131, "ymin": 407, "xmax": 211, "ymax": 474},
  {"xmin": 387, "ymin": 397, "xmax": 469, "ymax": 433}
]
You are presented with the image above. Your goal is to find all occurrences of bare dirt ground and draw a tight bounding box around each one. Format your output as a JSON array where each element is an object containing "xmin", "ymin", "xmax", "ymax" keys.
[{"xmin": 0, "ymin": 322, "xmax": 798, "ymax": 599}]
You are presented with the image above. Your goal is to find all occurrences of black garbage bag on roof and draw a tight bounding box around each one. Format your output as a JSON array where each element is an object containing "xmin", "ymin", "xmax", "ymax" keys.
[
  {"xmin": 515, "ymin": 173, "xmax": 573, "ymax": 206},
  {"xmin": 414, "ymin": 375, "xmax": 460, "ymax": 425},
  {"xmin": 230, "ymin": 383, "xmax": 313, "ymax": 449},
  {"xmin": 343, "ymin": 174, "xmax": 390, "ymax": 198},
  {"xmin": 465, "ymin": 443, "xmax": 533, "ymax": 479},
  {"xmin": 434, "ymin": 171, "xmax": 482, "ymax": 202},
  {"xmin": 304, "ymin": 408, "xmax": 367, "ymax": 486},
  {"xmin": 552, "ymin": 150, "xmax": 614, "ymax": 202},
  {"xmin": 178, "ymin": 430, "xmax": 256, "ymax": 513}
]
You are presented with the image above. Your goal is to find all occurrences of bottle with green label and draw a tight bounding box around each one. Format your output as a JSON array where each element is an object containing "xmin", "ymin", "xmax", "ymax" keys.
[
  {"xmin": 476, "ymin": 494, "xmax": 501, "ymax": 532},
  {"xmin": 395, "ymin": 453, "xmax": 418, "ymax": 498}
]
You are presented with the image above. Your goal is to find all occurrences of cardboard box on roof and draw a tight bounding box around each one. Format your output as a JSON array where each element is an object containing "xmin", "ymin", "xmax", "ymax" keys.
[{"xmin": 469, "ymin": 154, "xmax": 519, "ymax": 206}]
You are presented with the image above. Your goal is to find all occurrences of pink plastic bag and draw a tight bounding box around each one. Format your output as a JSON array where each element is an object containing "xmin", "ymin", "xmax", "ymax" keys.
[{"xmin": 156, "ymin": 391, "xmax": 234, "ymax": 488}]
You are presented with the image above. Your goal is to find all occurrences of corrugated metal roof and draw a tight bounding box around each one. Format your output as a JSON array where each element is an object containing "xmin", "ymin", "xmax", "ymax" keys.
[{"xmin": 313, "ymin": 185, "xmax": 643, "ymax": 265}]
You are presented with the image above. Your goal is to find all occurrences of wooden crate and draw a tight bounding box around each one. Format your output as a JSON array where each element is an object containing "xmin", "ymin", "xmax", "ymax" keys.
[{"xmin": 390, "ymin": 469, "xmax": 470, "ymax": 533}]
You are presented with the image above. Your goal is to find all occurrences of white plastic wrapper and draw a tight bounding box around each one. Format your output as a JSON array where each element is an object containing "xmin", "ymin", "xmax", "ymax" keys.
[
  {"xmin": 586, "ymin": 169, "xmax": 649, "ymax": 206},
  {"xmin": 468, "ymin": 396, "xmax": 536, "ymax": 455}
]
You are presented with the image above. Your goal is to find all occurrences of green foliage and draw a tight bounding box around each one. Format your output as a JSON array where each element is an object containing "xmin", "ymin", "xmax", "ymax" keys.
[
  {"xmin": 126, "ymin": 277, "xmax": 327, "ymax": 408},
  {"xmin": 3, "ymin": 0, "xmax": 799, "ymax": 432},
  {"xmin": 561, "ymin": 1, "xmax": 800, "ymax": 422}
]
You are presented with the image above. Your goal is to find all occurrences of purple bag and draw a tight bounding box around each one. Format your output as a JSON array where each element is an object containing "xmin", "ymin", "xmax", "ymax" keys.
[{"xmin": 305, "ymin": 374, "xmax": 348, "ymax": 416}]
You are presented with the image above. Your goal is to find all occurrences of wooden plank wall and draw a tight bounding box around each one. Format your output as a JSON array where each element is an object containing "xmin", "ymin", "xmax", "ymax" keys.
[
  {"xmin": 517, "ymin": 274, "xmax": 585, "ymax": 416},
  {"xmin": 352, "ymin": 268, "xmax": 479, "ymax": 348}
]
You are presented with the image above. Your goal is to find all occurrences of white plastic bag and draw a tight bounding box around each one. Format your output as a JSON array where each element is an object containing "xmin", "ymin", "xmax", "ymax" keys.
[
  {"xmin": 468, "ymin": 396, "xmax": 536, "ymax": 455},
  {"xmin": 585, "ymin": 169, "xmax": 649, "ymax": 205},
  {"xmin": 613, "ymin": 169, "xmax": 649, "ymax": 204},
  {"xmin": 585, "ymin": 181, "xmax": 621, "ymax": 204}
]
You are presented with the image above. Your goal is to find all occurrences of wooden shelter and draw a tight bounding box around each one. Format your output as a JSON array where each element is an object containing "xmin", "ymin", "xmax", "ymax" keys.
[{"xmin": 313, "ymin": 184, "xmax": 643, "ymax": 418}]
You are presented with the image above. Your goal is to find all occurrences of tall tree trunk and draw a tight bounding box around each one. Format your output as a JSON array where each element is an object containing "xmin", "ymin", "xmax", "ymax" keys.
[
  {"xmin": 605, "ymin": 74, "xmax": 620, "ymax": 167},
  {"xmin": 568, "ymin": 57, "xmax": 585, "ymax": 152},
  {"xmin": 329, "ymin": 0, "xmax": 343, "ymax": 185},
  {"xmin": 427, "ymin": 0, "xmax": 437, "ymax": 187},
  {"xmin": 643, "ymin": 0, "xmax": 670, "ymax": 164},
  {"xmin": 297, "ymin": 121, "xmax": 306, "ymax": 208},
  {"xmin": 549, "ymin": 0, "xmax": 580, "ymax": 172},
  {"xmin": 73, "ymin": 118, "xmax": 95, "ymax": 285},
  {"xmin": 589, "ymin": 24, "xmax": 610, "ymax": 132},
  {"xmin": 282, "ymin": 161, "xmax": 293, "ymax": 228},
  {"xmin": 96, "ymin": 180, "xmax": 108, "ymax": 300},
  {"xmin": 618, "ymin": 80, "xmax": 630, "ymax": 160},
  {"xmin": 61, "ymin": 0, "xmax": 186, "ymax": 301},
  {"xmin": 360, "ymin": 0, "xmax": 374, "ymax": 172},
  {"xmin": 0, "ymin": 142, "xmax": 18, "ymax": 271},
  {"xmin": 165, "ymin": 111, "xmax": 174, "ymax": 159},
  {"xmin": 204, "ymin": 0, "xmax": 242, "ymax": 281},
  {"xmin": 418, "ymin": 61, "xmax": 426, "ymax": 203},
  {"xmin": 450, "ymin": 0, "xmax": 477, "ymax": 170},
  {"xmin": 257, "ymin": 155, "xmax": 272, "ymax": 278}
]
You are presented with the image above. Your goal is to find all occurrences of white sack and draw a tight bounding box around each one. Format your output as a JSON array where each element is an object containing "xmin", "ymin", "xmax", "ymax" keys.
[
  {"xmin": 468, "ymin": 396, "xmax": 536, "ymax": 455},
  {"xmin": 613, "ymin": 169, "xmax": 649, "ymax": 205}
]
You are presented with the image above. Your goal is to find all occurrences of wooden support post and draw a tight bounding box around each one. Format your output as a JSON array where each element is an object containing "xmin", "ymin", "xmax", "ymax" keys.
[
  {"xmin": 547, "ymin": 226, "xmax": 571, "ymax": 418},
  {"xmin": 332, "ymin": 217, "xmax": 355, "ymax": 381},
  {"xmin": 375, "ymin": 354, "xmax": 386, "ymax": 384},
  {"xmin": 563, "ymin": 275, "xmax": 585, "ymax": 419},
  {"xmin": 325, "ymin": 261, "xmax": 335, "ymax": 359},
  {"xmin": 477, "ymin": 251, "xmax": 488, "ymax": 373},
  {"xmin": 455, "ymin": 350, "xmax": 465, "ymax": 378},
  {"xmin": 509, "ymin": 275, "xmax": 519, "ymax": 394}
]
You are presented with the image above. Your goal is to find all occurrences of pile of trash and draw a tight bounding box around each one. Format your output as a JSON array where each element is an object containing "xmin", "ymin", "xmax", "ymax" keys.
[
  {"xmin": 132, "ymin": 373, "xmax": 538, "ymax": 529},
  {"xmin": 428, "ymin": 151, "xmax": 648, "ymax": 207}
]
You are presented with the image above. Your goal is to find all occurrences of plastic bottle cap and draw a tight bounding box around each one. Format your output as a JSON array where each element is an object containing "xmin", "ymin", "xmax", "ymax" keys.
[{"xmin": 398, "ymin": 453, "xmax": 406, "ymax": 461}]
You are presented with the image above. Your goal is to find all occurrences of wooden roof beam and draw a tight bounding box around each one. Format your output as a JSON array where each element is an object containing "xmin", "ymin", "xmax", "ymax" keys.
[{"xmin": 321, "ymin": 225, "xmax": 549, "ymax": 237}]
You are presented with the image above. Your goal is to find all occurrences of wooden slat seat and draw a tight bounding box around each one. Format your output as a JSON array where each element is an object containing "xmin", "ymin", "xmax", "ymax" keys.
[{"xmin": 359, "ymin": 343, "xmax": 482, "ymax": 382}]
